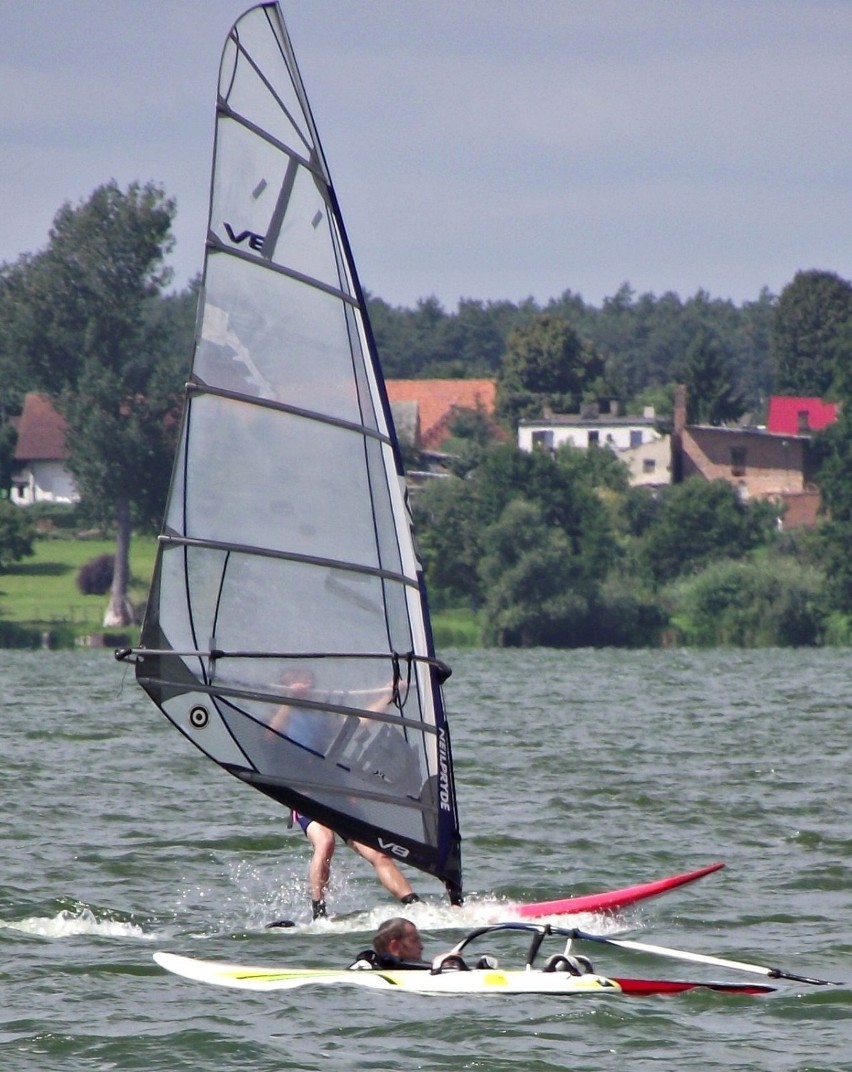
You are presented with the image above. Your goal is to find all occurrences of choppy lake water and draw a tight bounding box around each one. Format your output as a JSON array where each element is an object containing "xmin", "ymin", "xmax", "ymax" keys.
[{"xmin": 1, "ymin": 648, "xmax": 850, "ymax": 1071}]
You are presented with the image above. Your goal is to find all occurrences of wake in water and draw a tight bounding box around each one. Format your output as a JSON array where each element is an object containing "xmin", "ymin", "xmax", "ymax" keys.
[
  {"xmin": 0, "ymin": 860, "xmax": 636, "ymax": 946},
  {"xmin": 0, "ymin": 895, "xmax": 627, "ymax": 951},
  {"xmin": 0, "ymin": 900, "xmax": 149, "ymax": 941},
  {"xmin": 262, "ymin": 899, "xmax": 631, "ymax": 937},
  {"xmin": 160, "ymin": 857, "xmax": 633, "ymax": 940}
]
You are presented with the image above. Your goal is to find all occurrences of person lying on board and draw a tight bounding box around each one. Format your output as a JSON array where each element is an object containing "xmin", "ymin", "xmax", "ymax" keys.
[
  {"xmin": 349, "ymin": 917, "xmax": 430, "ymax": 970},
  {"xmin": 348, "ymin": 917, "xmax": 500, "ymax": 972}
]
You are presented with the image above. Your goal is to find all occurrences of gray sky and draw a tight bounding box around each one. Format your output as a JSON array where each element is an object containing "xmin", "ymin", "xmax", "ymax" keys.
[{"xmin": 1, "ymin": 0, "xmax": 849, "ymax": 310}]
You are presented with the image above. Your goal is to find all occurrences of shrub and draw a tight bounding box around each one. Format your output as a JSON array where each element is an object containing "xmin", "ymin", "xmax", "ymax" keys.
[
  {"xmin": 24, "ymin": 502, "xmax": 85, "ymax": 531},
  {"xmin": 0, "ymin": 501, "xmax": 36, "ymax": 571},
  {"xmin": 666, "ymin": 556, "xmax": 826, "ymax": 647},
  {"xmin": 588, "ymin": 576, "xmax": 668, "ymax": 647},
  {"xmin": 0, "ymin": 620, "xmax": 40, "ymax": 648},
  {"xmin": 76, "ymin": 554, "xmax": 115, "ymax": 595}
]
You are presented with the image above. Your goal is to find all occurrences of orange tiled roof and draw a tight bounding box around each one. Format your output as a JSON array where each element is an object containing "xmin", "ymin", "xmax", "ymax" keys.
[
  {"xmin": 13, "ymin": 393, "xmax": 69, "ymax": 461},
  {"xmin": 385, "ymin": 379, "xmax": 496, "ymax": 448}
]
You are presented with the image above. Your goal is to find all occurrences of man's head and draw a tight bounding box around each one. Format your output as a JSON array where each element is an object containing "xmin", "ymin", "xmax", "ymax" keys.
[
  {"xmin": 372, "ymin": 917, "xmax": 423, "ymax": 962},
  {"xmin": 280, "ymin": 667, "xmax": 315, "ymax": 695}
]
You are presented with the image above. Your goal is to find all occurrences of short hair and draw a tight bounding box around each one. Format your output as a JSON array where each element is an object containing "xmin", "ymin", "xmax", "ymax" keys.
[{"xmin": 373, "ymin": 917, "xmax": 414, "ymax": 955}]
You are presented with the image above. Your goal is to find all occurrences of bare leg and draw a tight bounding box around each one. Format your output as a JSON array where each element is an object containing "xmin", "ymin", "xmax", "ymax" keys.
[
  {"xmin": 304, "ymin": 822, "xmax": 336, "ymax": 904},
  {"xmin": 349, "ymin": 839, "xmax": 416, "ymax": 900}
]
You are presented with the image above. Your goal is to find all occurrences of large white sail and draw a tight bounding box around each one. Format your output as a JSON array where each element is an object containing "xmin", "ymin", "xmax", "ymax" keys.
[{"xmin": 121, "ymin": 2, "xmax": 462, "ymax": 900}]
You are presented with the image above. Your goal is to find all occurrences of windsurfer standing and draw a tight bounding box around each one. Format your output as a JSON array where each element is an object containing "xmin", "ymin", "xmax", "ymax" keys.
[
  {"xmin": 270, "ymin": 667, "xmax": 421, "ymax": 919},
  {"xmin": 293, "ymin": 810, "xmax": 421, "ymax": 919}
]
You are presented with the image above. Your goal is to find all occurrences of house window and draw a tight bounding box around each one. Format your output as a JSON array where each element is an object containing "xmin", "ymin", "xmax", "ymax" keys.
[
  {"xmin": 588, "ymin": 430, "xmax": 599, "ymax": 446},
  {"xmin": 731, "ymin": 447, "xmax": 746, "ymax": 476},
  {"xmin": 630, "ymin": 429, "xmax": 643, "ymax": 448},
  {"xmin": 642, "ymin": 458, "xmax": 656, "ymax": 473},
  {"xmin": 531, "ymin": 430, "xmax": 554, "ymax": 450}
]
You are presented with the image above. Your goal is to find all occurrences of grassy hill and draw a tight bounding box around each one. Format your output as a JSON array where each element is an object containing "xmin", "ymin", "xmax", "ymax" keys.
[
  {"xmin": 0, "ymin": 533, "xmax": 481, "ymax": 648},
  {"xmin": 0, "ymin": 534, "xmax": 157, "ymax": 648}
]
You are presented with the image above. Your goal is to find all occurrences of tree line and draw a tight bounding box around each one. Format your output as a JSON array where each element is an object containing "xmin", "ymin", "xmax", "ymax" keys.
[
  {"xmin": 2, "ymin": 180, "xmax": 852, "ymax": 645},
  {"xmin": 368, "ymin": 284, "xmax": 775, "ymax": 422}
]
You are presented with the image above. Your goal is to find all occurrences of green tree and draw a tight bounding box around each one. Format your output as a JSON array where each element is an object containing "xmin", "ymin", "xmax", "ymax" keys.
[
  {"xmin": 735, "ymin": 288, "xmax": 776, "ymax": 412},
  {"xmin": 367, "ymin": 295, "xmax": 455, "ymax": 378},
  {"xmin": 581, "ymin": 285, "xmax": 772, "ymax": 415},
  {"xmin": 411, "ymin": 477, "xmax": 483, "ymax": 607},
  {"xmin": 641, "ymin": 479, "xmax": 775, "ymax": 585},
  {"xmin": 0, "ymin": 181, "xmax": 180, "ymax": 626},
  {"xmin": 633, "ymin": 383, "xmax": 676, "ymax": 421},
  {"xmin": 554, "ymin": 441, "xmax": 630, "ymax": 494},
  {"xmin": 435, "ymin": 298, "xmax": 516, "ymax": 375},
  {"xmin": 771, "ymin": 270, "xmax": 852, "ymax": 396},
  {"xmin": 0, "ymin": 262, "xmax": 42, "ymax": 410},
  {"xmin": 813, "ymin": 520, "xmax": 852, "ymax": 614},
  {"xmin": 668, "ymin": 557, "xmax": 825, "ymax": 647},
  {"xmin": 814, "ymin": 408, "xmax": 852, "ymax": 522},
  {"xmin": 480, "ymin": 499, "xmax": 592, "ymax": 646},
  {"xmin": 587, "ymin": 573, "xmax": 667, "ymax": 647},
  {"xmin": 0, "ymin": 422, "xmax": 17, "ymax": 497},
  {"xmin": 812, "ymin": 409, "xmax": 852, "ymax": 614},
  {"xmin": 496, "ymin": 314, "xmax": 607, "ymax": 424},
  {"xmin": 363, "ymin": 282, "xmax": 774, "ymax": 415},
  {"xmin": 412, "ymin": 441, "xmax": 619, "ymax": 636},
  {"xmin": 475, "ymin": 443, "xmax": 617, "ymax": 582},
  {"xmin": 440, "ymin": 404, "xmax": 503, "ymax": 478},
  {"xmin": 827, "ymin": 316, "xmax": 852, "ymax": 402},
  {"xmin": 0, "ymin": 501, "xmax": 36, "ymax": 570},
  {"xmin": 679, "ymin": 328, "xmax": 744, "ymax": 425}
]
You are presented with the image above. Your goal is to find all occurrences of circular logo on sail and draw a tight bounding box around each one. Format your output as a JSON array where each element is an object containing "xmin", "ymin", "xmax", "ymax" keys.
[{"xmin": 189, "ymin": 705, "xmax": 209, "ymax": 728}]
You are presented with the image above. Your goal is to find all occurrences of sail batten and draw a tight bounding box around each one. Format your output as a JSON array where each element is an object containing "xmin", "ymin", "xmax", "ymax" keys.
[
  {"xmin": 157, "ymin": 534, "xmax": 420, "ymax": 587},
  {"xmin": 136, "ymin": 673, "xmax": 440, "ymax": 733},
  {"xmin": 185, "ymin": 379, "xmax": 394, "ymax": 442},
  {"xmin": 205, "ymin": 236, "xmax": 360, "ymax": 307},
  {"xmin": 235, "ymin": 772, "xmax": 432, "ymax": 812},
  {"xmin": 216, "ymin": 103, "xmax": 321, "ymax": 183},
  {"xmin": 126, "ymin": 2, "xmax": 462, "ymax": 900}
]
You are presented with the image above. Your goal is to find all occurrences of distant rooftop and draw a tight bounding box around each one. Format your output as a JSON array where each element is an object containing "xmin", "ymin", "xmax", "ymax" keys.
[
  {"xmin": 13, "ymin": 393, "xmax": 69, "ymax": 461},
  {"xmin": 519, "ymin": 415, "xmax": 659, "ymax": 428},
  {"xmin": 385, "ymin": 379, "xmax": 496, "ymax": 449},
  {"xmin": 767, "ymin": 395, "xmax": 839, "ymax": 435}
]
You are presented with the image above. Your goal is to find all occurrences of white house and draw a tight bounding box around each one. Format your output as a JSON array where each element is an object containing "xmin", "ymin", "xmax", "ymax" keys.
[
  {"xmin": 619, "ymin": 434, "xmax": 672, "ymax": 486},
  {"xmin": 11, "ymin": 393, "xmax": 80, "ymax": 505},
  {"xmin": 517, "ymin": 406, "xmax": 670, "ymax": 486}
]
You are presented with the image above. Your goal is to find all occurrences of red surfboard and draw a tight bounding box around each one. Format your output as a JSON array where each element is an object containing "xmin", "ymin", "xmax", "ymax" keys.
[
  {"xmin": 512, "ymin": 862, "xmax": 724, "ymax": 918},
  {"xmin": 613, "ymin": 976, "xmax": 773, "ymax": 996}
]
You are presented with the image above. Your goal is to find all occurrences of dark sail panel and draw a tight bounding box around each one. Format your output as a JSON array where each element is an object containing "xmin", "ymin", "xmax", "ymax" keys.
[{"xmin": 127, "ymin": 3, "xmax": 462, "ymax": 898}]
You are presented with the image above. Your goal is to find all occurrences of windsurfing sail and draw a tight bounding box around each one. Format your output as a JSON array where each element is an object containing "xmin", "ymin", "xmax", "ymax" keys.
[{"xmin": 118, "ymin": 2, "xmax": 462, "ymax": 901}]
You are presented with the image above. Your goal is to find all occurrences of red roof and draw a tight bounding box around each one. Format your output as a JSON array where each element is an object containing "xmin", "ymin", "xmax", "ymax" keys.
[
  {"xmin": 385, "ymin": 379, "xmax": 496, "ymax": 448},
  {"xmin": 13, "ymin": 393, "xmax": 69, "ymax": 461},
  {"xmin": 767, "ymin": 396, "xmax": 839, "ymax": 435}
]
